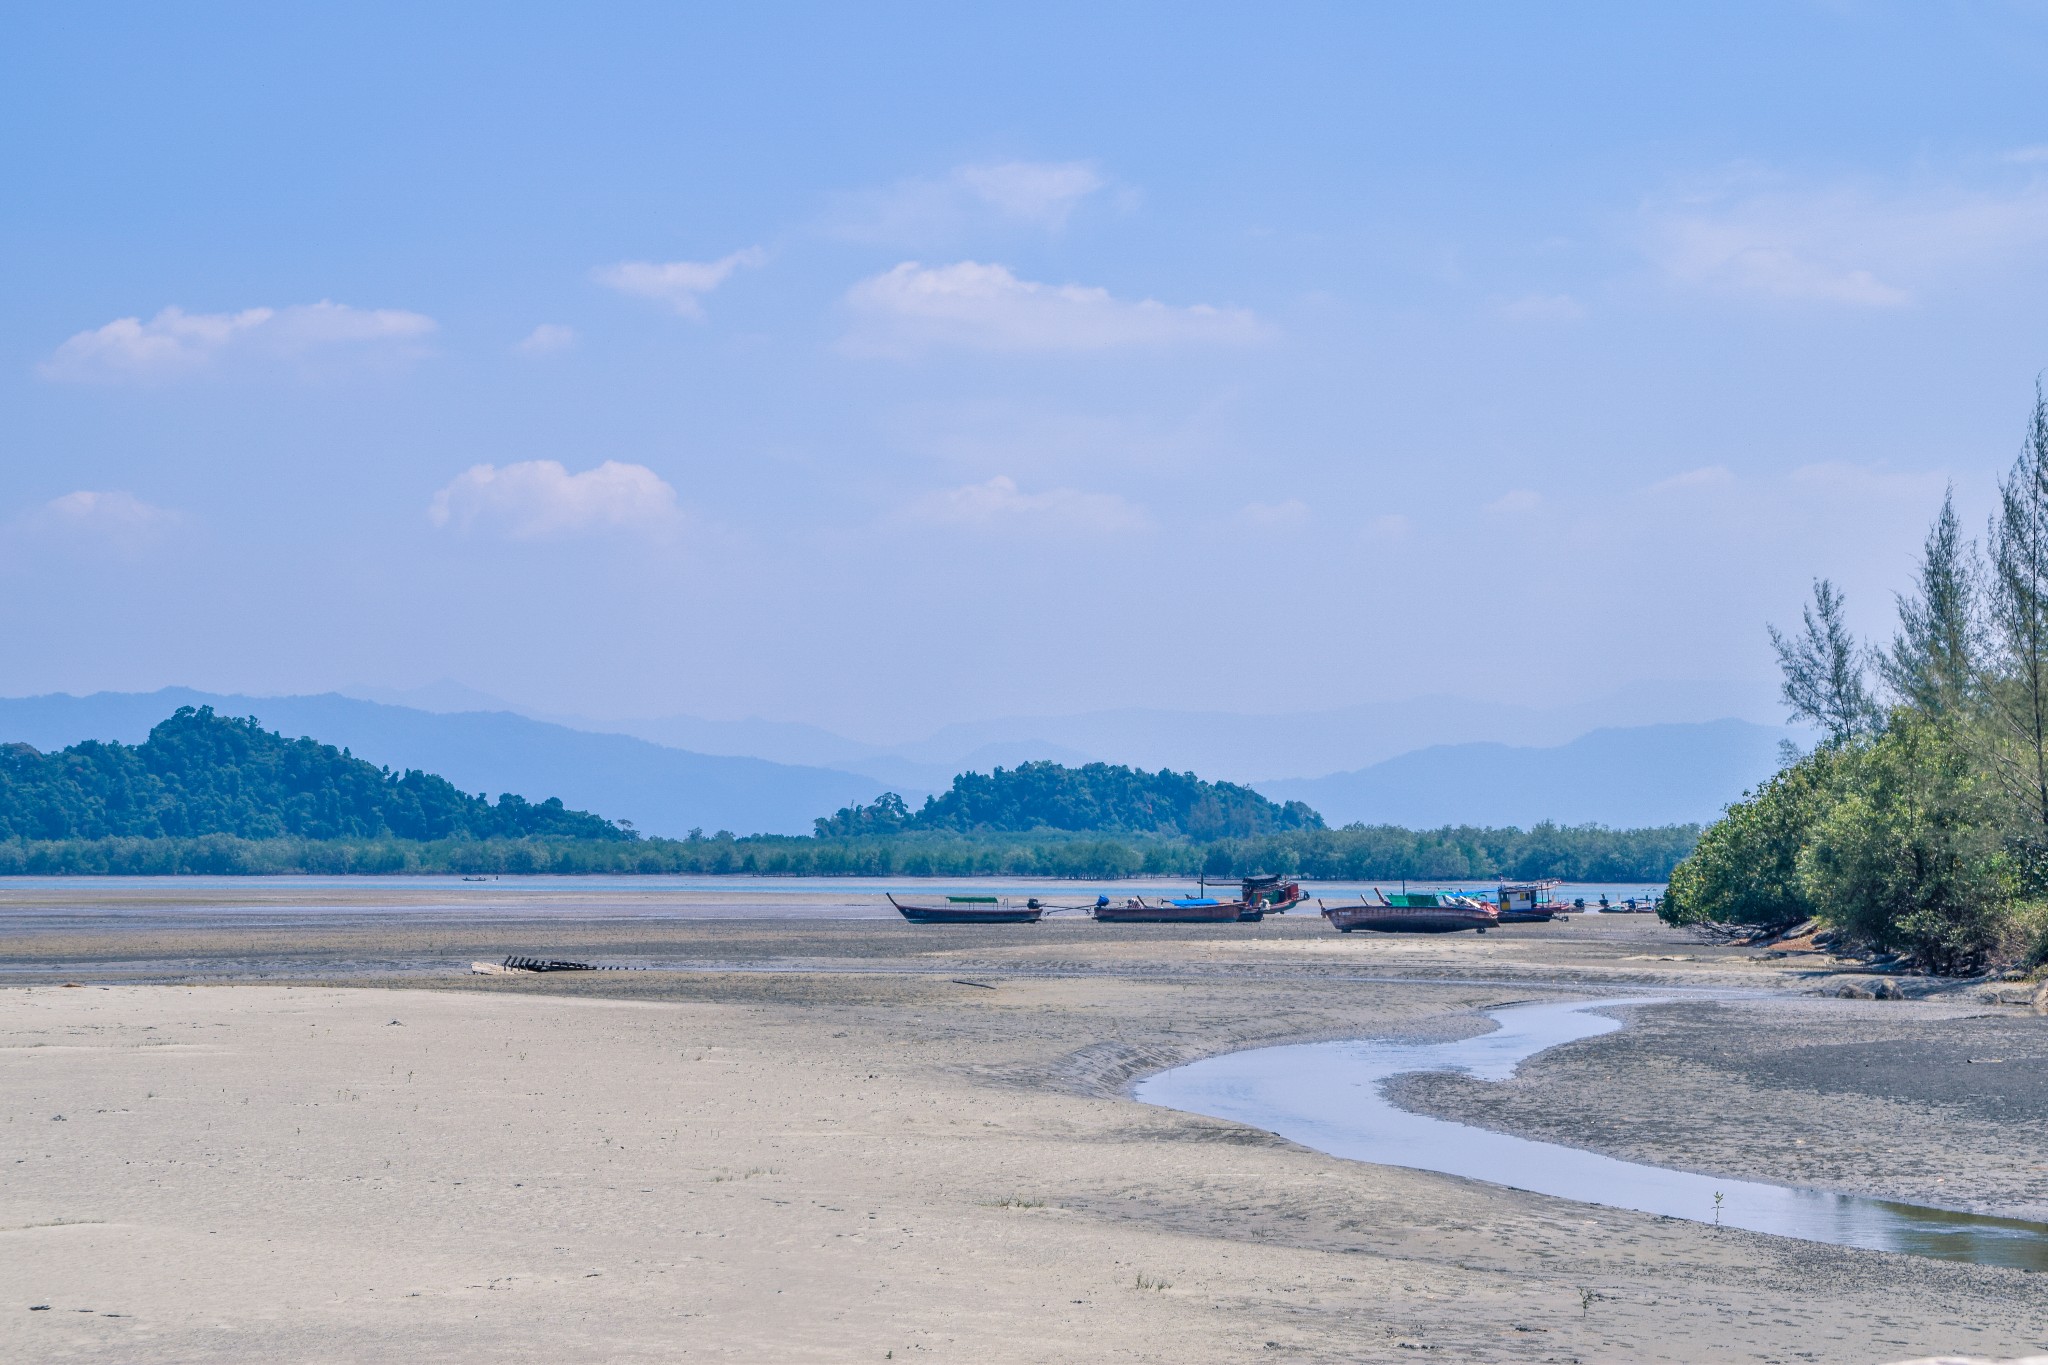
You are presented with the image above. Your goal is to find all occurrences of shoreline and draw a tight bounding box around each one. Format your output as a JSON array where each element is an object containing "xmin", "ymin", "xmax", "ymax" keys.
[{"xmin": 8, "ymin": 904, "xmax": 2047, "ymax": 1361}]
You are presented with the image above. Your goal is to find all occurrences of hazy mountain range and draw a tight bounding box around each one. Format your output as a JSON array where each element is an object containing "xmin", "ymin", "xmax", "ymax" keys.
[
  {"xmin": 1257, "ymin": 720, "xmax": 1797, "ymax": 828},
  {"xmin": 351, "ymin": 677, "xmax": 1785, "ymax": 786},
  {"xmin": 0, "ymin": 685, "xmax": 1800, "ymax": 836}
]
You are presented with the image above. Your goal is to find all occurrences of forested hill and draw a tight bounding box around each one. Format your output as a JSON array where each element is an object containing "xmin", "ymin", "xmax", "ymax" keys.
[
  {"xmin": 0, "ymin": 706, "xmax": 630, "ymax": 842},
  {"xmin": 815, "ymin": 760, "xmax": 1325, "ymax": 839}
]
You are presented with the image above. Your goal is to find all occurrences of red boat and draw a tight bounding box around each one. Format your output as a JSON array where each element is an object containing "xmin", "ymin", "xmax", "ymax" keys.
[
  {"xmin": 887, "ymin": 894, "xmax": 1044, "ymax": 924},
  {"xmin": 1234, "ymin": 874, "xmax": 1307, "ymax": 921},
  {"xmin": 1320, "ymin": 890, "xmax": 1499, "ymax": 934},
  {"xmin": 1094, "ymin": 896, "xmax": 1246, "ymax": 924}
]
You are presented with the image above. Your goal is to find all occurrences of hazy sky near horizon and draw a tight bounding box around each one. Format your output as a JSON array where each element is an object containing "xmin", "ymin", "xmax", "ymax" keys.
[{"xmin": 6, "ymin": 3, "xmax": 2048, "ymax": 741}]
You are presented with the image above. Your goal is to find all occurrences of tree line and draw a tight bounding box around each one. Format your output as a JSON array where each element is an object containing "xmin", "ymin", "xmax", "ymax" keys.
[
  {"xmin": 0, "ymin": 821, "xmax": 1698, "ymax": 880},
  {"xmin": 1663, "ymin": 385, "xmax": 2048, "ymax": 973},
  {"xmin": 0, "ymin": 703, "xmax": 1697, "ymax": 881}
]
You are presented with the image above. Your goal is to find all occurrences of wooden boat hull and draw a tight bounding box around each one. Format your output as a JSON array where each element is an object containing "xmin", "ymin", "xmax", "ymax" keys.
[
  {"xmin": 1237, "ymin": 891, "xmax": 1308, "ymax": 921},
  {"xmin": 888, "ymin": 894, "xmax": 1042, "ymax": 924},
  {"xmin": 1096, "ymin": 900, "xmax": 1246, "ymax": 924},
  {"xmin": 1495, "ymin": 908, "xmax": 1557, "ymax": 924},
  {"xmin": 1321, "ymin": 902, "xmax": 1498, "ymax": 934}
]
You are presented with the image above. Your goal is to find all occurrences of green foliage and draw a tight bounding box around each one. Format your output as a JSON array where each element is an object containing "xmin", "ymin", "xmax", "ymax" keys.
[
  {"xmin": 1798, "ymin": 715, "xmax": 2014, "ymax": 974},
  {"xmin": 1769, "ymin": 578, "xmax": 1878, "ymax": 742},
  {"xmin": 0, "ymin": 707, "xmax": 630, "ymax": 844},
  {"xmin": 0, "ymin": 821, "xmax": 1698, "ymax": 880},
  {"xmin": 1199, "ymin": 821, "xmax": 1694, "ymax": 882},
  {"xmin": 1672, "ymin": 382, "xmax": 2048, "ymax": 973},
  {"xmin": 0, "ymin": 709, "xmax": 1699, "ymax": 881},
  {"xmin": 813, "ymin": 791, "xmax": 910, "ymax": 838},
  {"xmin": 1662, "ymin": 747, "xmax": 1843, "ymax": 930},
  {"xmin": 905, "ymin": 760, "xmax": 1324, "ymax": 839},
  {"xmin": 1985, "ymin": 379, "xmax": 2048, "ymax": 844},
  {"xmin": 1881, "ymin": 487, "xmax": 1982, "ymax": 720}
]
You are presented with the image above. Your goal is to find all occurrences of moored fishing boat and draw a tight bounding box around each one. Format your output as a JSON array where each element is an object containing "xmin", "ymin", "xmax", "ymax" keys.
[
  {"xmin": 1233, "ymin": 874, "xmax": 1307, "ymax": 921},
  {"xmin": 1094, "ymin": 896, "xmax": 1246, "ymax": 924},
  {"xmin": 1319, "ymin": 889, "xmax": 1499, "ymax": 934},
  {"xmin": 1495, "ymin": 879, "xmax": 1566, "ymax": 923},
  {"xmin": 886, "ymin": 893, "xmax": 1044, "ymax": 924}
]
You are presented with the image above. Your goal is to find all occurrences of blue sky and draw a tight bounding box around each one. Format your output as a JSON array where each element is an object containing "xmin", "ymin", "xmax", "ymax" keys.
[{"xmin": 5, "ymin": 3, "xmax": 2047, "ymax": 741}]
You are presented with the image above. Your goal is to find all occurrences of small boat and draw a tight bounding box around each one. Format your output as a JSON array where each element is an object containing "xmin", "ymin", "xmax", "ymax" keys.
[
  {"xmin": 1320, "ymin": 889, "xmax": 1499, "ymax": 934},
  {"xmin": 1232, "ymin": 874, "xmax": 1307, "ymax": 921},
  {"xmin": 887, "ymin": 893, "xmax": 1044, "ymax": 924},
  {"xmin": 1094, "ymin": 896, "xmax": 1246, "ymax": 924},
  {"xmin": 1496, "ymin": 879, "xmax": 1565, "ymax": 923}
]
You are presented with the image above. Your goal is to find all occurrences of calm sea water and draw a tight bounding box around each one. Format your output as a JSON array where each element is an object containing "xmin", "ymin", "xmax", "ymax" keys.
[{"xmin": 0, "ymin": 874, "xmax": 1665, "ymax": 919}]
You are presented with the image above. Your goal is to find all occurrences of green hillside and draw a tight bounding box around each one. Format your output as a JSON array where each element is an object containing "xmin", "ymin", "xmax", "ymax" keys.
[
  {"xmin": 0, "ymin": 706, "xmax": 629, "ymax": 842},
  {"xmin": 815, "ymin": 760, "xmax": 1325, "ymax": 839},
  {"xmin": 0, "ymin": 709, "xmax": 1695, "ymax": 880}
]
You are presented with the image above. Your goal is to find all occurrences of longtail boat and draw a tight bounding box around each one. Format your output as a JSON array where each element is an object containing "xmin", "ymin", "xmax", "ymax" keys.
[
  {"xmin": 1094, "ymin": 896, "xmax": 1245, "ymax": 924},
  {"xmin": 1234, "ymin": 874, "xmax": 1307, "ymax": 921},
  {"xmin": 886, "ymin": 893, "xmax": 1044, "ymax": 925},
  {"xmin": 1495, "ymin": 879, "xmax": 1566, "ymax": 923},
  {"xmin": 1320, "ymin": 889, "xmax": 1499, "ymax": 934}
]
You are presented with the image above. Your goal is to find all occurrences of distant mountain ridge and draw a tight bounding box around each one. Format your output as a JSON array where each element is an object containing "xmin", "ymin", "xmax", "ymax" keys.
[
  {"xmin": 0, "ymin": 688, "xmax": 1798, "ymax": 837},
  {"xmin": 517, "ymin": 677, "xmax": 1782, "ymax": 787},
  {"xmin": 1257, "ymin": 720, "xmax": 1799, "ymax": 829}
]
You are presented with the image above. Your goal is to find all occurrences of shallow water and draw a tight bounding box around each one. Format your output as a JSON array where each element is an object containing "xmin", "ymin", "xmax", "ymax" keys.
[
  {"xmin": 0, "ymin": 873, "xmax": 1665, "ymax": 903},
  {"xmin": 1136, "ymin": 997, "xmax": 2048, "ymax": 1271}
]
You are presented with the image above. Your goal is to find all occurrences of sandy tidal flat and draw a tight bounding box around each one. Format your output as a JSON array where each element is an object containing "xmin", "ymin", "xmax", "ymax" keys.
[{"xmin": 4, "ymin": 908, "xmax": 2048, "ymax": 1362}]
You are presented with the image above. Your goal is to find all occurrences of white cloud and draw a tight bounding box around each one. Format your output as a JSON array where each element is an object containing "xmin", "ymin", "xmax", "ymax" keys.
[
  {"xmin": 1783, "ymin": 460, "xmax": 1948, "ymax": 505},
  {"xmin": 16, "ymin": 490, "xmax": 181, "ymax": 552},
  {"xmin": 39, "ymin": 301, "xmax": 436, "ymax": 383},
  {"xmin": 829, "ymin": 160, "xmax": 1108, "ymax": 242},
  {"xmin": 1473, "ymin": 463, "xmax": 1943, "ymax": 553},
  {"xmin": 901, "ymin": 475, "xmax": 1147, "ymax": 534},
  {"xmin": 1644, "ymin": 173, "xmax": 2048, "ymax": 307},
  {"xmin": 1242, "ymin": 498, "xmax": 1310, "ymax": 530},
  {"xmin": 1361, "ymin": 513, "xmax": 1411, "ymax": 543},
  {"xmin": 954, "ymin": 161, "xmax": 1105, "ymax": 228},
  {"xmin": 1645, "ymin": 465, "xmax": 1736, "ymax": 495},
  {"xmin": 845, "ymin": 261, "xmax": 1271, "ymax": 354},
  {"xmin": 592, "ymin": 248, "xmax": 764, "ymax": 319},
  {"xmin": 1484, "ymin": 489, "xmax": 1545, "ymax": 517},
  {"xmin": 1500, "ymin": 292, "xmax": 1585, "ymax": 323},
  {"xmin": 428, "ymin": 460, "xmax": 681, "ymax": 541},
  {"xmin": 516, "ymin": 324, "xmax": 578, "ymax": 355}
]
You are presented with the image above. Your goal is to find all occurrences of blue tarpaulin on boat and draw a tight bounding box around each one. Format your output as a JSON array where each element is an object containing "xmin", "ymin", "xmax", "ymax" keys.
[{"xmin": 1168, "ymin": 897, "xmax": 1220, "ymax": 907}]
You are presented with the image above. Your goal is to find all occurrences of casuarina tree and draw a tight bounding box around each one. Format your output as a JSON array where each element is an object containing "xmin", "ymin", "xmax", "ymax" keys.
[
  {"xmin": 1986, "ymin": 382, "xmax": 2048, "ymax": 850},
  {"xmin": 1769, "ymin": 578, "xmax": 1876, "ymax": 743}
]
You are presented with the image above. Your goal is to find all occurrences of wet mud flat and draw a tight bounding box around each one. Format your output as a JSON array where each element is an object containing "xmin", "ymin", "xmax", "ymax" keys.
[
  {"xmin": 0, "ymin": 888, "xmax": 1766, "ymax": 986},
  {"xmin": 1392, "ymin": 996, "xmax": 2048, "ymax": 1222},
  {"xmin": 7, "ymin": 899, "xmax": 2048, "ymax": 1362}
]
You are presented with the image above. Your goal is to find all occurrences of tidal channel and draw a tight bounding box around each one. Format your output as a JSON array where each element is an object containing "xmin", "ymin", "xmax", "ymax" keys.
[{"xmin": 1136, "ymin": 996, "xmax": 2048, "ymax": 1271}]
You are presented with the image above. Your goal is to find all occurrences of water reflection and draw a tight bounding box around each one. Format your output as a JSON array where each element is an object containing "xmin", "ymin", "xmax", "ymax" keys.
[{"xmin": 1135, "ymin": 997, "xmax": 2048, "ymax": 1271}]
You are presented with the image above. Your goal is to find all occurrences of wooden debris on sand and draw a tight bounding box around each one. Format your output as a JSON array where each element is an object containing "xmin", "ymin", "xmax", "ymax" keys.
[{"xmin": 469, "ymin": 956, "xmax": 628, "ymax": 975}]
